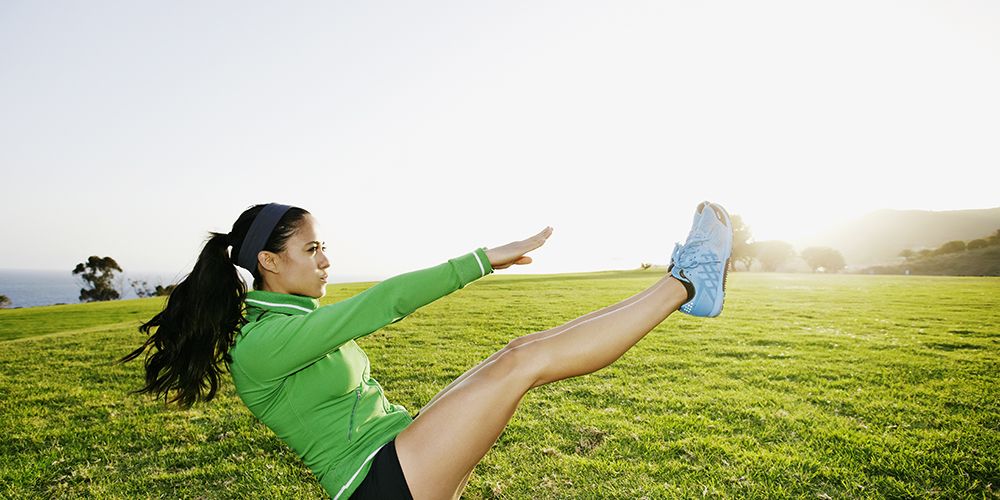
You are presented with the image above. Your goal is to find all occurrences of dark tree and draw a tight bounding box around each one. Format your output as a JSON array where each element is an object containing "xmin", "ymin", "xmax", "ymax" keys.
[
  {"xmin": 72, "ymin": 256, "xmax": 123, "ymax": 302},
  {"xmin": 935, "ymin": 240, "xmax": 966, "ymax": 255},
  {"xmin": 898, "ymin": 249, "xmax": 914, "ymax": 260},
  {"xmin": 989, "ymin": 229, "xmax": 1000, "ymax": 246},
  {"xmin": 730, "ymin": 214, "xmax": 754, "ymax": 271},
  {"xmin": 967, "ymin": 239, "xmax": 989, "ymax": 250},
  {"xmin": 0, "ymin": 294, "xmax": 10, "ymax": 308},
  {"xmin": 132, "ymin": 279, "xmax": 176, "ymax": 297},
  {"xmin": 754, "ymin": 240, "xmax": 795, "ymax": 272},
  {"xmin": 800, "ymin": 247, "xmax": 846, "ymax": 273}
]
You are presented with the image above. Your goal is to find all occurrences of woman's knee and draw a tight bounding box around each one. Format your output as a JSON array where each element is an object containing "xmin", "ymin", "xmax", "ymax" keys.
[
  {"xmin": 495, "ymin": 335, "xmax": 546, "ymax": 387},
  {"xmin": 504, "ymin": 335, "xmax": 527, "ymax": 351},
  {"xmin": 505, "ymin": 327, "xmax": 555, "ymax": 351}
]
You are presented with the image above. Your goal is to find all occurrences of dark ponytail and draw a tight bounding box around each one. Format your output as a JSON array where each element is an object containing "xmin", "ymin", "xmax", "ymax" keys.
[{"xmin": 119, "ymin": 203, "xmax": 309, "ymax": 408}]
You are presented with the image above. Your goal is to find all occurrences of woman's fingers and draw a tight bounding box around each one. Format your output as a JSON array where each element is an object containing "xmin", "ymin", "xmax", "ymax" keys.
[
  {"xmin": 524, "ymin": 227, "xmax": 553, "ymax": 250},
  {"xmin": 522, "ymin": 227, "xmax": 552, "ymax": 255},
  {"xmin": 484, "ymin": 227, "xmax": 552, "ymax": 270}
]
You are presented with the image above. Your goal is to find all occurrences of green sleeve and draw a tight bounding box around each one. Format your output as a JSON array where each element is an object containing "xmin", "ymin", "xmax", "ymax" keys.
[{"xmin": 236, "ymin": 248, "xmax": 493, "ymax": 382}]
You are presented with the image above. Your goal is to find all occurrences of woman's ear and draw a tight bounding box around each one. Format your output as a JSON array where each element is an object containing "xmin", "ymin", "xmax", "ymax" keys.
[{"xmin": 259, "ymin": 251, "xmax": 281, "ymax": 274}]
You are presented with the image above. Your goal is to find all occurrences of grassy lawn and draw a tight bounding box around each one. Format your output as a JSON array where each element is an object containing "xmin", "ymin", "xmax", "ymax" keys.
[{"xmin": 1, "ymin": 271, "xmax": 997, "ymax": 498}]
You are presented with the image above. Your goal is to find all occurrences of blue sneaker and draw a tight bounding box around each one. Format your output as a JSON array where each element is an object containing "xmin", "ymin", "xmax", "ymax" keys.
[{"xmin": 668, "ymin": 202, "xmax": 733, "ymax": 317}]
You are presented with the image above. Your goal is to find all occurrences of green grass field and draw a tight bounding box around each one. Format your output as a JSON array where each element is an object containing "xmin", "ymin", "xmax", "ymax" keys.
[{"xmin": 1, "ymin": 271, "xmax": 997, "ymax": 499}]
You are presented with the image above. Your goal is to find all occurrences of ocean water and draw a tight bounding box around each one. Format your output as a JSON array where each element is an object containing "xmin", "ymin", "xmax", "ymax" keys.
[
  {"xmin": 0, "ymin": 269, "xmax": 384, "ymax": 309},
  {"xmin": 0, "ymin": 269, "xmax": 183, "ymax": 308}
]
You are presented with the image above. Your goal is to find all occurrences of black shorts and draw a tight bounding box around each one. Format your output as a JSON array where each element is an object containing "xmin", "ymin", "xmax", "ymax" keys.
[{"xmin": 349, "ymin": 439, "xmax": 413, "ymax": 500}]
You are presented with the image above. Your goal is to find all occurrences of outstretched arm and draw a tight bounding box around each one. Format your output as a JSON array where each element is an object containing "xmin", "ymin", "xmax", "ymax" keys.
[
  {"xmin": 232, "ymin": 227, "xmax": 553, "ymax": 382},
  {"xmin": 233, "ymin": 248, "xmax": 492, "ymax": 382}
]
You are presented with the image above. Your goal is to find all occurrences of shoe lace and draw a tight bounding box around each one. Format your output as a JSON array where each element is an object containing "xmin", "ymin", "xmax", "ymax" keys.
[{"xmin": 673, "ymin": 227, "xmax": 722, "ymax": 269}]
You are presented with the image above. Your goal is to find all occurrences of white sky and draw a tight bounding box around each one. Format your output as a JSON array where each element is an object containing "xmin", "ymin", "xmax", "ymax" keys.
[{"xmin": 1, "ymin": 1, "xmax": 998, "ymax": 279}]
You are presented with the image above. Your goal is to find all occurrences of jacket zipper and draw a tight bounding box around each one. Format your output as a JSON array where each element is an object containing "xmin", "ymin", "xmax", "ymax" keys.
[{"xmin": 348, "ymin": 387, "xmax": 361, "ymax": 441}]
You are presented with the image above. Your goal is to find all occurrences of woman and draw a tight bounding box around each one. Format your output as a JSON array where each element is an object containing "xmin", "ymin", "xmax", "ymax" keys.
[{"xmin": 121, "ymin": 201, "xmax": 732, "ymax": 499}]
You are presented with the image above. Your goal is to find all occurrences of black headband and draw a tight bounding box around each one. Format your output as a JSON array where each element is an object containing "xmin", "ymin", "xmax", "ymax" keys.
[{"xmin": 236, "ymin": 203, "xmax": 293, "ymax": 271}]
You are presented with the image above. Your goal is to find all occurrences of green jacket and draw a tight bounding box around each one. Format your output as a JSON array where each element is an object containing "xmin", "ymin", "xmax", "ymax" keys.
[{"xmin": 227, "ymin": 248, "xmax": 493, "ymax": 499}]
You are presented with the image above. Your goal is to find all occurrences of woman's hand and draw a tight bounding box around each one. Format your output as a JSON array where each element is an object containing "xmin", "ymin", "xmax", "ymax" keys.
[{"xmin": 484, "ymin": 226, "xmax": 553, "ymax": 270}]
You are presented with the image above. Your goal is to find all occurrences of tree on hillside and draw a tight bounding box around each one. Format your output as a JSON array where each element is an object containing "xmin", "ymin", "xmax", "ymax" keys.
[
  {"xmin": 935, "ymin": 240, "xmax": 966, "ymax": 256},
  {"xmin": 989, "ymin": 229, "xmax": 1000, "ymax": 245},
  {"xmin": 967, "ymin": 239, "xmax": 989, "ymax": 250},
  {"xmin": 801, "ymin": 247, "xmax": 846, "ymax": 273},
  {"xmin": 730, "ymin": 214, "xmax": 755, "ymax": 271},
  {"xmin": 129, "ymin": 278, "xmax": 177, "ymax": 297},
  {"xmin": 754, "ymin": 241, "xmax": 795, "ymax": 272},
  {"xmin": 72, "ymin": 256, "xmax": 123, "ymax": 302},
  {"xmin": 899, "ymin": 249, "xmax": 915, "ymax": 261},
  {"xmin": 0, "ymin": 295, "xmax": 10, "ymax": 308}
]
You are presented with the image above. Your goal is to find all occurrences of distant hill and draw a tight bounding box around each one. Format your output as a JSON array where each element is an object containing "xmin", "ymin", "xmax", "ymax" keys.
[
  {"xmin": 800, "ymin": 207, "xmax": 1000, "ymax": 267},
  {"xmin": 864, "ymin": 245, "xmax": 1000, "ymax": 276}
]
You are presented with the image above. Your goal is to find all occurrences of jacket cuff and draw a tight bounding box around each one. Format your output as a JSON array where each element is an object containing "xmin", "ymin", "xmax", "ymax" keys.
[
  {"xmin": 450, "ymin": 248, "xmax": 494, "ymax": 288},
  {"xmin": 475, "ymin": 247, "xmax": 494, "ymax": 275}
]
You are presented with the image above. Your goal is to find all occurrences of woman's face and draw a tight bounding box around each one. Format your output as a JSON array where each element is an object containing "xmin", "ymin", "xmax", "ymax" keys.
[{"xmin": 260, "ymin": 213, "xmax": 331, "ymax": 298}]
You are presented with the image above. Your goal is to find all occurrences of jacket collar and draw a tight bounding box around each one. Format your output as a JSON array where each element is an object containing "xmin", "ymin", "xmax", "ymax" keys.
[{"xmin": 244, "ymin": 290, "xmax": 319, "ymax": 316}]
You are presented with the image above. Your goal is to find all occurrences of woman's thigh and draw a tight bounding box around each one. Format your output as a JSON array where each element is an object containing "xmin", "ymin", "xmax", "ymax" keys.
[{"xmin": 394, "ymin": 346, "xmax": 536, "ymax": 499}]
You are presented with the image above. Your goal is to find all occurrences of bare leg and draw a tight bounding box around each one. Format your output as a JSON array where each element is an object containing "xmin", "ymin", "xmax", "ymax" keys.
[
  {"xmin": 396, "ymin": 275, "xmax": 689, "ymax": 500},
  {"xmin": 418, "ymin": 276, "xmax": 674, "ymax": 412},
  {"xmin": 451, "ymin": 470, "xmax": 473, "ymax": 500}
]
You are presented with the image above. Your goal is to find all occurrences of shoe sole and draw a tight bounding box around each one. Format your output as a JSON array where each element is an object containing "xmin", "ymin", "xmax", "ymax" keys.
[{"xmin": 707, "ymin": 202, "xmax": 733, "ymax": 318}]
